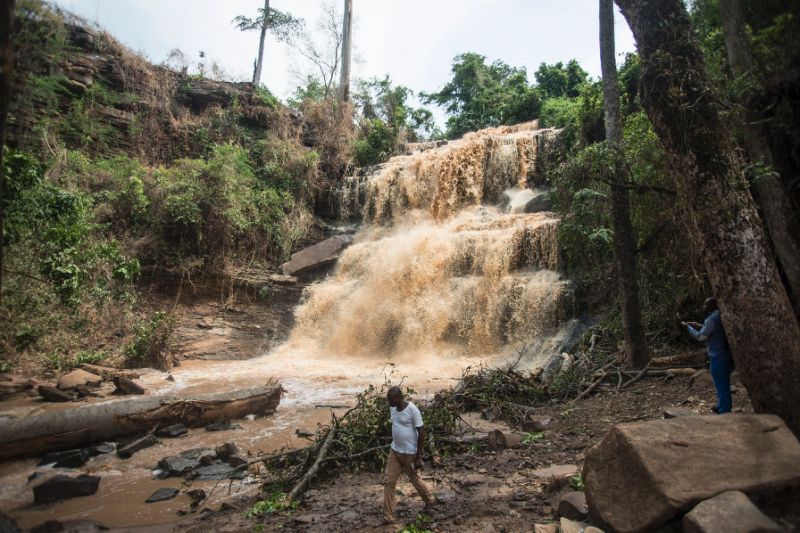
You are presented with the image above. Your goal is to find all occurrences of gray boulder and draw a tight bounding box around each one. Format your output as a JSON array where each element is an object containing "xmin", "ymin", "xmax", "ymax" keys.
[
  {"xmin": 682, "ymin": 491, "xmax": 783, "ymax": 533},
  {"xmin": 280, "ymin": 234, "xmax": 353, "ymax": 277},
  {"xmin": 524, "ymin": 193, "xmax": 553, "ymax": 213},
  {"xmin": 583, "ymin": 414, "xmax": 800, "ymax": 533}
]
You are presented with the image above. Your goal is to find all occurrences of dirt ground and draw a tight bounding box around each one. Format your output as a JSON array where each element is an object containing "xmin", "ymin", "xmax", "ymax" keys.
[{"xmin": 174, "ymin": 370, "xmax": 760, "ymax": 533}]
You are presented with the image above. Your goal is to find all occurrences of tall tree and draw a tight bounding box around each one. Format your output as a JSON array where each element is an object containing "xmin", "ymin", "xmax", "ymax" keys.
[
  {"xmin": 599, "ymin": 0, "xmax": 649, "ymax": 369},
  {"xmin": 718, "ymin": 0, "xmax": 800, "ymax": 313},
  {"xmin": 0, "ymin": 0, "xmax": 16, "ymax": 305},
  {"xmin": 233, "ymin": 0, "xmax": 302, "ymax": 86},
  {"xmin": 338, "ymin": 0, "xmax": 352, "ymax": 103},
  {"xmin": 614, "ymin": 0, "xmax": 800, "ymax": 434}
]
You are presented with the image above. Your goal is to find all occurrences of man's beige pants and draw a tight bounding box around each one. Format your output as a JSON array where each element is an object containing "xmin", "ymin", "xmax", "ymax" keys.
[{"xmin": 383, "ymin": 448, "xmax": 434, "ymax": 521}]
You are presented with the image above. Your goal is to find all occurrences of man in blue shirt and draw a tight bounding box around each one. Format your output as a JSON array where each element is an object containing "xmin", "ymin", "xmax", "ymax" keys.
[{"xmin": 683, "ymin": 297, "xmax": 733, "ymax": 413}]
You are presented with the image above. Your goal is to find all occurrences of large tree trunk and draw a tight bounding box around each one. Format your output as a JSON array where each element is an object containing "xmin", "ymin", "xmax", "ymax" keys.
[
  {"xmin": 0, "ymin": 0, "xmax": 15, "ymax": 305},
  {"xmin": 719, "ymin": 0, "xmax": 800, "ymax": 314},
  {"xmin": 0, "ymin": 383, "xmax": 283, "ymax": 460},
  {"xmin": 338, "ymin": 0, "xmax": 352, "ymax": 102},
  {"xmin": 252, "ymin": 0, "xmax": 269, "ymax": 86},
  {"xmin": 614, "ymin": 0, "xmax": 800, "ymax": 435},
  {"xmin": 600, "ymin": 0, "xmax": 650, "ymax": 369}
]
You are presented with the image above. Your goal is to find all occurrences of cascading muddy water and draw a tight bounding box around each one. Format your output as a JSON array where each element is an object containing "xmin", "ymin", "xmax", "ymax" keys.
[{"xmin": 289, "ymin": 121, "xmax": 576, "ymax": 363}]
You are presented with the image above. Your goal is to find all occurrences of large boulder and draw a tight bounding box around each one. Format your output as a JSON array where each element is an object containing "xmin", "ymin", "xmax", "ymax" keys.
[
  {"xmin": 280, "ymin": 235, "xmax": 353, "ymax": 277},
  {"xmin": 682, "ymin": 491, "xmax": 783, "ymax": 533},
  {"xmin": 583, "ymin": 414, "xmax": 800, "ymax": 533},
  {"xmin": 56, "ymin": 369, "xmax": 103, "ymax": 390},
  {"xmin": 523, "ymin": 193, "xmax": 553, "ymax": 213}
]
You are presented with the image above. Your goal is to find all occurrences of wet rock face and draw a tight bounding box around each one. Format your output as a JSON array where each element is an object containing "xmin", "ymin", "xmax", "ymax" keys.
[
  {"xmin": 33, "ymin": 474, "xmax": 101, "ymax": 503},
  {"xmin": 583, "ymin": 414, "xmax": 800, "ymax": 533}
]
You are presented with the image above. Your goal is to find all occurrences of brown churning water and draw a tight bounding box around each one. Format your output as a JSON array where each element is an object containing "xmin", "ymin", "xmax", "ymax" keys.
[{"xmin": 291, "ymin": 121, "xmax": 572, "ymax": 359}]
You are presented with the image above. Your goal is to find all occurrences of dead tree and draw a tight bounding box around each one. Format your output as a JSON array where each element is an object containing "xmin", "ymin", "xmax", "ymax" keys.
[{"xmin": 600, "ymin": 0, "xmax": 650, "ymax": 369}]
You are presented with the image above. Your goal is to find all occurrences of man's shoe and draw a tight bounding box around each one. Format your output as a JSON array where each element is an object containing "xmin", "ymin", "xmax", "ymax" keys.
[
  {"xmin": 382, "ymin": 516, "xmax": 396, "ymax": 525},
  {"xmin": 711, "ymin": 406, "xmax": 720, "ymax": 414}
]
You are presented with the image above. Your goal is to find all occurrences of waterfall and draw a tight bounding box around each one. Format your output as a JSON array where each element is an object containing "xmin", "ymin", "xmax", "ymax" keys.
[{"xmin": 289, "ymin": 121, "xmax": 575, "ymax": 361}]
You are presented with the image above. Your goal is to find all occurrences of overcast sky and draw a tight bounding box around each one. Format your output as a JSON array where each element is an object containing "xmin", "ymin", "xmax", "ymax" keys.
[{"xmin": 52, "ymin": 0, "xmax": 637, "ymax": 125}]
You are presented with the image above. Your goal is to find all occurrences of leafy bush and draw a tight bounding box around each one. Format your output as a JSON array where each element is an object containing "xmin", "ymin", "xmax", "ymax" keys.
[
  {"xmin": 123, "ymin": 311, "xmax": 175, "ymax": 369},
  {"xmin": 244, "ymin": 493, "xmax": 297, "ymax": 518}
]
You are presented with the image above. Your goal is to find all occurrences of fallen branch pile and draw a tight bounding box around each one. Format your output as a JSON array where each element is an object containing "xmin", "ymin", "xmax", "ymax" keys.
[{"xmin": 223, "ymin": 348, "xmax": 705, "ymax": 504}]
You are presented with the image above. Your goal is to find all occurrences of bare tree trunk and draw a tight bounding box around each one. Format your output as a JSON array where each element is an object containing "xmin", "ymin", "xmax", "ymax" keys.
[
  {"xmin": 0, "ymin": 0, "xmax": 15, "ymax": 306},
  {"xmin": 600, "ymin": 0, "xmax": 650, "ymax": 369},
  {"xmin": 719, "ymin": 0, "xmax": 800, "ymax": 314},
  {"xmin": 252, "ymin": 0, "xmax": 269, "ymax": 86},
  {"xmin": 338, "ymin": 0, "xmax": 352, "ymax": 102},
  {"xmin": 615, "ymin": 0, "xmax": 800, "ymax": 435}
]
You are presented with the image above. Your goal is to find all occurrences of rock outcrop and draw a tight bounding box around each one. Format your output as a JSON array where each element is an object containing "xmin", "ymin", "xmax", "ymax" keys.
[
  {"xmin": 583, "ymin": 414, "xmax": 800, "ymax": 532},
  {"xmin": 280, "ymin": 234, "xmax": 353, "ymax": 277}
]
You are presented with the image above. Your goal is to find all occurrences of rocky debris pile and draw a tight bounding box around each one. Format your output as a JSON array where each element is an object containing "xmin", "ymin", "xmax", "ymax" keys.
[
  {"xmin": 583, "ymin": 414, "xmax": 800, "ymax": 532},
  {"xmin": 26, "ymin": 365, "xmax": 149, "ymax": 403},
  {"xmin": 155, "ymin": 442, "xmax": 248, "ymax": 481}
]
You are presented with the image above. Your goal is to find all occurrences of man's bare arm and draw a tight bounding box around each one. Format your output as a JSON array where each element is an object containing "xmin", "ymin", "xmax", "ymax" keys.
[{"xmin": 416, "ymin": 426, "xmax": 426, "ymax": 462}]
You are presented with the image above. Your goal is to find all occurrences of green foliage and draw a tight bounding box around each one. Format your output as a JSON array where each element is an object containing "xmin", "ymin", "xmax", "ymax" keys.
[
  {"xmin": 422, "ymin": 53, "xmax": 541, "ymax": 138},
  {"xmin": 244, "ymin": 493, "xmax": 297, "ymax": 518},
  {"xmin": 398, "ymin": 513, "xmax": 434, "ymax": 533},
  {"xmin": 123, "ymin": 310, "xmax": 175, "ymax": 369},
  {"xmin": 570, "ymin": 474, "xmax": 586, "ymax": 491},
  {"xmin": 0, "ymin": 361, "xmax": 11, "ymax": 373},
  {"xmin": 352, "ymin": 76, "xmax": 440, "ymax": 166},
  {"xmin": 44, "ymin": 349, "xmax": 109, "ymax": 370},
  {"xmin": 534, "ymin": 59, "xmax": 589, "ymax": 98},
  {"xmin": 522, "ymin": 431, "xmax": 545, "ymax": 444}
]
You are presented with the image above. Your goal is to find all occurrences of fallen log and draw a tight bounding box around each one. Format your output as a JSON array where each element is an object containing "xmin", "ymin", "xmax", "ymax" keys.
[{"xmin": 0, "ymin": 382, "xmax": 283, "ymax": 461}]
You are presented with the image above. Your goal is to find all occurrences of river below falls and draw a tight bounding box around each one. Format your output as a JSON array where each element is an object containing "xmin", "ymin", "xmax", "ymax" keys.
[{"xmin": 0, "ymin": 340, "xmax": 514, "ymax": 530}]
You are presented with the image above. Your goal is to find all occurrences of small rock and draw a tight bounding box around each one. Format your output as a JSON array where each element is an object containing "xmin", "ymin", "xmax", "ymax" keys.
[
  {"xmin": 38, "ymin": 385, "xmax": 75, "ymax": 402},
  {"xmin": 511, "ymin": 490, "xmax": 528, "ymax": 501},
  {"xmin": 38, "ymin": 448, "xmax": 92, "ymax": 468},
  {"xmin": 112, "ymin": 376, "xmax": 145, "ymax": 395},
  {"xmin": 204, "ymin": 420, "xmax": 242, "ymax": 432},
  {"xmin": 187, "ymin": 488, "xmax": 206, "ymax": 509},
  {"xmin": 460, "ymin": 473, "xmax": 489, "ymax": 487},
  {"xmin": 682, "ymin": 490, "xmax": 783, "ymax": 533},
  {"xmin": 663, "ymin": 407, "xmax": 697, "ymax": 419},
  {"xmin": 165, "ymin": 375, "xmax": 175, "ymax": 382},
  {"xmin": 558, "ymin": 491, "xmax": 589, "ymax": 521},
  {"xmin": 93, "ymin": 443, "xmax": 115, "ymax": 455},
  {"xmin": 117, "ymin": 434, "xmax": 158, "ymax": 458},
  {"xmin": 214, "ymin": 441, "xmax": 239, "ymax": 461},
  {"xmin": 531, "ymin": 464, "xmax": 580, "ymax": 479},
  {"xmin": 269, "ymin": 274, "xmax": 298, "ymax": 285},
  {"xmin": 533, "ymin": 525, "xmax": 558, "ymax": 533},
  {"xmin": 33, "ymin": 474, "xmax": 101, "ymax": 503},
  {"xmin": 56, "ymin": 369, "xmax": 103, "ymax": 390},
  {"xmin": 487, "ymin": 429, "xmax": 524, "ymax": 450},
  {"xmin": 145, "ymin": 487, "xmax": 179, "ymax": 503},
  {"xmin": 690, "ymin": 369, "xmax": 714, "ymax": 391},
  {"xmin": 157, "ymin": 456, "xmax": 199, "ymax": 476},
  {"xmin": 195, "ymin": 463, "xmax": 244, "ymax": 480},
  {"xmin": 521, "ymin": 414, "xmax": 552, "ymax": 432},
  {"xmin": 156, "ymin": 423, "xmax": 188, "ymax": 438},
  {"xmin": 560, "ymin": 517, "xmax": 590, "ymax": 533},
  {"xmin": 227, "ymin": 454, "xmax": 248, "ymax": 468}
]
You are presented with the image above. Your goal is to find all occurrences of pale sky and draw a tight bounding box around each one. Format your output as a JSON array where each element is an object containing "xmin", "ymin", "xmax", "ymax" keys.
[{"xmin": 52, "ymin": 0, "xmax": 637, "ymax": 125}]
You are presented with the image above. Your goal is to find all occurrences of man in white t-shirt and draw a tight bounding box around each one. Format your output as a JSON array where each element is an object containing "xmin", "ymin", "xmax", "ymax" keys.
[{"xmin": 383, "ymin": 386, "xmax": 436, "ymax": 524}]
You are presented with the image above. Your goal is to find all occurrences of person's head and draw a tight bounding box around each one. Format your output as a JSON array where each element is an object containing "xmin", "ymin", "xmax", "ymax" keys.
[
  {"xmin": 387, "ymin": 386, "xmax": 403, "ymax": 407},
  {"xmin": 703, "ymin": 297, "xmax": 718, "ymax": 314}
]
